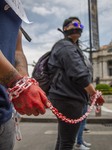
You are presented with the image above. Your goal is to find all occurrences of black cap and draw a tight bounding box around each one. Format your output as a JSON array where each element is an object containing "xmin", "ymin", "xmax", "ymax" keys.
[{"xmin": 63, "ymin": 17, "xmax": 81, "ymax": 30}]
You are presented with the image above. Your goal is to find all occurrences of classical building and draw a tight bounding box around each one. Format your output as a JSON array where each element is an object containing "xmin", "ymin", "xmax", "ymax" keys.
[{"xmin": 92, "ymin": 41, "xmax": 112, "ymax": 85}]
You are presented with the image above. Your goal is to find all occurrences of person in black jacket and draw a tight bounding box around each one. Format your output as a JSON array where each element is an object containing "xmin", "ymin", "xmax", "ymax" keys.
[{"xmin": 48, "ymin": 16, "xmax": 104, "ymax": 150}]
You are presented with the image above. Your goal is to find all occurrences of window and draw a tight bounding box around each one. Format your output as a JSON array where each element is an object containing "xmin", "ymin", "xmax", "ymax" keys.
[
  {"xmin": 108, "ymin": 48, "xmax": 112, "ymax": 52},
  {"xmin": 108, "ymin": 60, "xmax": 112, "ymax": 76}
]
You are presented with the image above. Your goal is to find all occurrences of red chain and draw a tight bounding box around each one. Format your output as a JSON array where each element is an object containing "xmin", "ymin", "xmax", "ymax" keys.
[
  {"xmin": 47, "ymin": 91, "xmax": 102, "ymax": 124},
  {"xmin": 8, "ymin": 76, "xmax": 38, "ymax": 100},
  {"xmin": 8, "ymin": 78, "xmax": 102, "ymax": 124}
]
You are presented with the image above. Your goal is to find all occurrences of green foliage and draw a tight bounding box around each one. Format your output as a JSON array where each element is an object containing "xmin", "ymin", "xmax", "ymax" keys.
[
  {"xmin": 95, "ymin": 84, "xmax": 112, "ymax": 95},
  {"xmin": 95, "ymin": 84, "xmax": 110, "ymax": 90}
]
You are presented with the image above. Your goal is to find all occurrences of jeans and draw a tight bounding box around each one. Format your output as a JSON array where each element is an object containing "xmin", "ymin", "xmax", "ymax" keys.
[
  {"xmin": 50, "ymin": 98, "xmax": 84, "ymax": 150},
  {"xmin": 76, "ymin": 105, "xmax": 88, "ymax": 145},
  {"xmin": 0, "ymin": 118, "xmax": 15, "ymax": 150}
]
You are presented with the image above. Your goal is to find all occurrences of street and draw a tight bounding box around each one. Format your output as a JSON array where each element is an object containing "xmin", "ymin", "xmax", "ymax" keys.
[{"xmin": 14, "ymin": 122, "xmax": 112, "ymax": 150}]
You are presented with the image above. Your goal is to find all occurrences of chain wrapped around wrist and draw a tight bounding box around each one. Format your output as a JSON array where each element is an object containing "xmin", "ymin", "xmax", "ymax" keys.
[{"xmin": 8, "ymin": 76, "xmax": 38, "ymax": 101}]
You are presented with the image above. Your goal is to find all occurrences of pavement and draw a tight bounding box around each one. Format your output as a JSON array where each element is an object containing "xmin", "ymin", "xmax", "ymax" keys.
[
  {"xmin": 21, "ymin": 102, "xmax": 112, "ymax": 124},
  {"xmin": 14, "ymin": 123, "xmax": 112, "ymax": 150},
  {"xmin": 15, "ymin": 102, "xmax": 112, "ymax": 150}
]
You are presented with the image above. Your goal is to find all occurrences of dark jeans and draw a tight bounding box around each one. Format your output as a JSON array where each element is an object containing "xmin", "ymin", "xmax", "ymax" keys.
[{"xmin": 50, "ymin": 98, "xmax": 84, "ymax": 150}]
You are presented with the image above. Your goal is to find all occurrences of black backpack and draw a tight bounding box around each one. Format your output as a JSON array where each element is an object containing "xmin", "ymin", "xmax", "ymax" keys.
[{"xmin": 32, "ymin": 50, "xmax": 59, "ymax": 95}]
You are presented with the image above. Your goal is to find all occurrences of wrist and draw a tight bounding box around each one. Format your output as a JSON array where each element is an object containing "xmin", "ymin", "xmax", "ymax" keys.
[
  {"xmin": 84, "ymin": 84, "xmax": 96, "ymax": 96},
  {"xmin": 89, "ymin": 91, "xmax": 96, "ymax": 96},
  {"xmin": 7, "ymin": 74, "xmax": 22, "ymax": 88},
  {"xmin": 8, "ymin": 76, "xmax": 37, "ymax": 100}
]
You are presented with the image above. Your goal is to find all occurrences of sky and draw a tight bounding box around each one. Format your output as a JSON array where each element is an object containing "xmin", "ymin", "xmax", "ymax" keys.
[{"xmin": 21, "ymin": 0, "xmax": 112, "ymax": 75}]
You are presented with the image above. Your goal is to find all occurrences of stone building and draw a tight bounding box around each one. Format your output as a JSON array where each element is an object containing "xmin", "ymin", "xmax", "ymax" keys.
[{"xmin": 92, "ymin": 41, "xmax": 112, "ymax": 85}]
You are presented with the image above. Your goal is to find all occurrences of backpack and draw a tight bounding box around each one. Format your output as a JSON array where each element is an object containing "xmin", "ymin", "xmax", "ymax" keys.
[{"xmin": 32, "ymin": 51, "xmax": 56, "ymax": 94}]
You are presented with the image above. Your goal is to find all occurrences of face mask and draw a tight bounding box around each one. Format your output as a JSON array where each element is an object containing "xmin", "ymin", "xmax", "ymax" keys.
[
  {"xmin": 58, "ymin": 21, "xmax": 84, "ymax": 37},
  {"xmin": 63, "ymin": 28, "xmax": 83, "ymax": 37}
]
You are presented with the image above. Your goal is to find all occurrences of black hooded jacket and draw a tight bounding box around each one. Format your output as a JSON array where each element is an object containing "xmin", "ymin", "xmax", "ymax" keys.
[{"xmin": 48, "ymin": 38, "xmax": 93, "ymax": 104}]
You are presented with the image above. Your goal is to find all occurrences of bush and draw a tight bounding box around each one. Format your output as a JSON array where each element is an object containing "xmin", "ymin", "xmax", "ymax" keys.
[{"xmin": 95, "ymin": 84, "xmax": 112, "ymax": 95}]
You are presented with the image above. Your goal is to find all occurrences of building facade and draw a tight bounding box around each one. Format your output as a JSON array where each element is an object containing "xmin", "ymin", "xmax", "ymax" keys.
[{"xmin": 92, "ymin": 42, "xmax": 112, "ymax": 85}]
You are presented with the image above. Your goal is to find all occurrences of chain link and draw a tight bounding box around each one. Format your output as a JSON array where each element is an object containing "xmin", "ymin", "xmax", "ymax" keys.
[
  {"xmin": 8, "ymin": 77, "xmax": 37, "ymax": 100},
  {"xmin": 47, "ymin": 91, "xmax": 102, "ymax": 124},
  {"xmin": 8, "ymin": 78, "xmax": 102, "ymax": 124}
]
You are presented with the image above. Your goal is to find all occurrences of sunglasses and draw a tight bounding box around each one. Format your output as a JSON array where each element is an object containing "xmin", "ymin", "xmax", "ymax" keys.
[{"xmin": 72, "ymin": 22, "xmax": 84, "ymax": 29}]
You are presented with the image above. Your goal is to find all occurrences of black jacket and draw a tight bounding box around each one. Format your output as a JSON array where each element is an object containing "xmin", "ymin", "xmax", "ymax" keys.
[{"xmin": 48, "ymin": 38, "xmax": 93, "ymax": 104}]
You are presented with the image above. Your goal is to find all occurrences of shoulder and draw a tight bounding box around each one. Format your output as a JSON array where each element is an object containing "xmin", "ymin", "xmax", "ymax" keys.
[
  {"xmin": 55, "ymin": 39, "xmax": 73, "ymax": 48},
  {"xmin": 52, "ymin": 39, "xmax": 74, "ymax": 53}
]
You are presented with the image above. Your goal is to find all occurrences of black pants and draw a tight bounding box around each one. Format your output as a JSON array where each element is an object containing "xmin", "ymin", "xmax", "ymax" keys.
[{"xmin": 50, "ymin": 98, "xmax": 84, "ymax": 150}]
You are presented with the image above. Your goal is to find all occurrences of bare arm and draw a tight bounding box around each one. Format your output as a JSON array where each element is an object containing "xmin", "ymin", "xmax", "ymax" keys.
[
  {"xmin": 0, "ymin": 29, "xmax": 47, "ymax": 115},
  {"xmin": 15, "ymin": 30, "xmax": 28, "ymax": 76},
  {"xmin": 84, "ymin": 83, "xmax": 105, "ymax": 106},
  {"xmin": 84, "ymin": 83, "xmax": 96, "ymax": 96},
  {"xmin": 0, "ymin": 50, "xmax": 21, "ymax": 86},
  {"xmin": 0, "ymin": 30, "xmax": 28, "ymax": 87}
]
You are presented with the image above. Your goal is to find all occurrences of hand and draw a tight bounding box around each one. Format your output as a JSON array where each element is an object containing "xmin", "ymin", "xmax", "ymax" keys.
[
  {"xmin": 8, "ymin": 77, "xmax": 48, "ymax": 116},
  {"xmin": 95, "ymin": 95, "xmax": 105, "ymax": 106},
  {"xmin": 90, "ymin": 90, "xmax": 105, "ymax": 106}
]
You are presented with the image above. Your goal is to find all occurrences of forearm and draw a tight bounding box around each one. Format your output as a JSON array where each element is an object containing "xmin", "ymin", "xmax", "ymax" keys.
[
  {"xmin": 0, "ymin": 51, "xmax": 21, "ymax": 87},
  {"xmin": 15, "ymin": 51, "xmax": 28, "ymax": 76},
  {"xmin": 84, "ymin": 83, "xmax": 96, "ymax": 96},
  {"xmin": 15, "ymin": 29, "xmax": 29, "ymax": 76}
]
